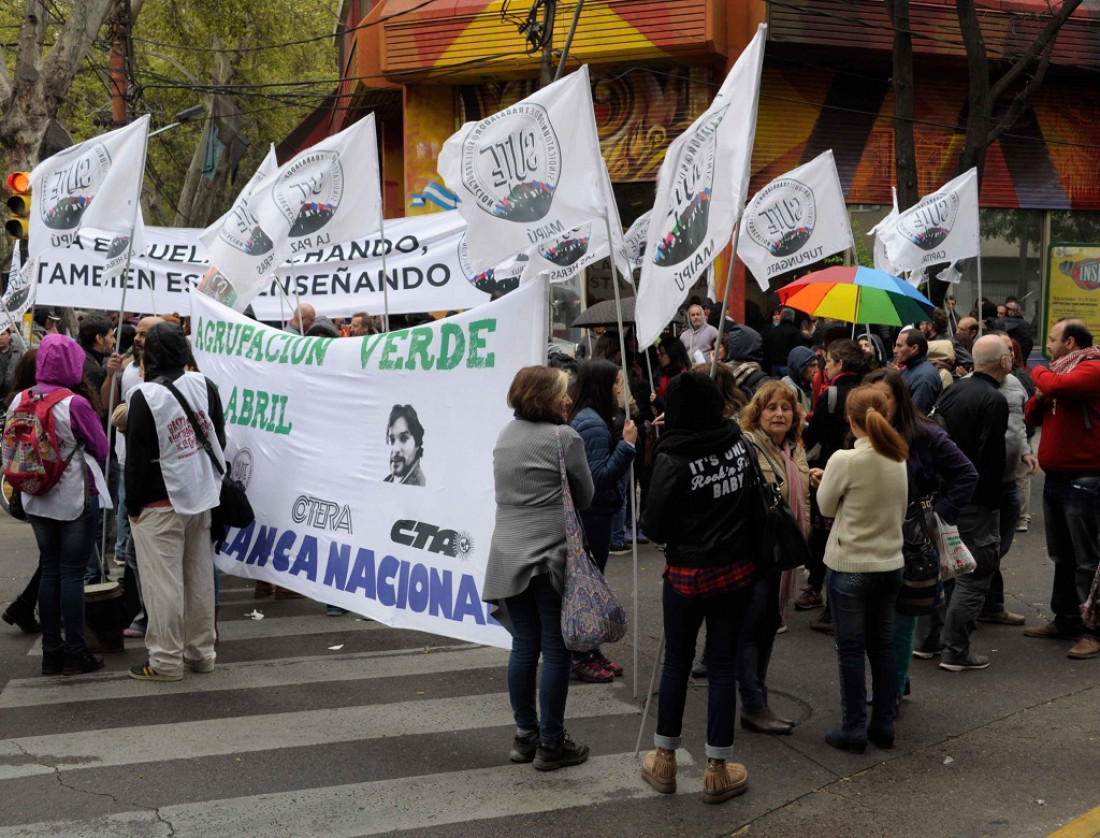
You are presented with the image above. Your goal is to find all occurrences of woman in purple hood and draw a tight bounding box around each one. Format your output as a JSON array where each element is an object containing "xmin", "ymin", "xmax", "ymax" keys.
[{"xmin": 5, "ymin": 334, "xmax": 110, "ymax": 676}]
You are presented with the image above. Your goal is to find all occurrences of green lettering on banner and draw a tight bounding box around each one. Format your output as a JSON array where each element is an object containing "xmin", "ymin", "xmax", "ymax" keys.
[
  {"xmin": 437, "ymin": 324, "xmax": 465, "ymax": 371},
  {"xmin": 214, "ymin": 321, "xmax": 227, "ymax": 354},
  {"xmin": 307, "ymin": 338, "xmax": 331, "ymax": 366},
  {"xmin": 238, "ymin": 389, "xmax": 255, "ymax": 426},
  {"xmin": 276, "ymin": 395, "xmax": 293, "ymax": 434},
  {"xmin": 193, "ymin": 318, "xmax": 205, "ymax": 351},
  {"xmin": 265, "ymin": 333, "xmax": 284, "ymax": 362},
  {"xmin": 289, "ymin": 337, "xmax": 311, "ymax": 365},
  {"xmin": 224, "ymin": 387, "xmax": 239, "ymax": 423},
  {"xmin": 405, "ymin": 327, "xmax": 436, "ymax": 370},
  {"xmin": 246, "ymin": 331, "xmax": 265, "ymax": 361},
  {"xmin": 467, "ymin": 319, "xmax": 496, "ymax": 368},
  {"xmin": 222, "ymin": 387, "xmax": 292, "ymax": 436},
  {"xmin": 252, "ymin": 391, "xmax": 270, "ymax": 429},
  {"xmin": 379, "ymin": 331, "xmax": 406, "ymax": 370},
  {"xmin": 361, "ymin": 334, "xmax": 384, "ymax": 368}
]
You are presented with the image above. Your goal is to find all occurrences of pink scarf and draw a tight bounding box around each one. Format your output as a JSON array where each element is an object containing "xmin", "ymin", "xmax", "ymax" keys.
[{"xmin": 778, "ymin": 438, "xmax": 809, "ymax": 614}]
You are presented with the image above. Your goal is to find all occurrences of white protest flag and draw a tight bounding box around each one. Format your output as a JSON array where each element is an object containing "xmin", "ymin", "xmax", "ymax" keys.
[
  {"xmin": 623, "ymin": 210, "xmax": 651, "ymax": 269},
  {"xmin": 878, "ymin": 167, "xmax": 980, "ymax": 275},
  {"xmin": 202, "ymin": 115, "xmax": 382, "ymax": 310},
  {"xmin": 869, "ymin": 187, "xmax": 902, "ymax": 276},
  {"xmin": 635, "ymin": 24, "xmax": 767, "ymax": 347},
  {"xmin": 0, "ymin": 248, "xmax": 36, "ymax": 331},
  {"xmin": 437, "ymin": 65, "xmax": 610, "ymax": 274},
  {"xmin": 738, "ymin": 150, "xmax": 853, "ymax": 292},
  {"xmin": 28, "ymin": 115, "xmax": 150, "ymax": 268},
  {"xmin": 191, "ymin": 277, "xmax": 550, "ymax": 648}
]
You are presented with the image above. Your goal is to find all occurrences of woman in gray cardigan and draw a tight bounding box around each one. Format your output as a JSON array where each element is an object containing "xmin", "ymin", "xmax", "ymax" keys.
[{"xmin": 483, "ymin": 365, "xmax": 595, "ymax": 772}]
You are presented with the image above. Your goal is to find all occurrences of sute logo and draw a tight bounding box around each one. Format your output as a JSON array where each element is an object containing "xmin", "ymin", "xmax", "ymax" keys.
[
  {"xmin": 292, "ymin": 495, "xmax": 353, "ymax": 533},
  {"xmin": 745, "ymin": 178, "xmax": 816, "ymax": 257},
  {"xmin": 391, "ymin": 519, "xmax": 474, "ymax": 560},
  {"xmin": 40, "ymin": 142, "xmax": 112, "ymax": 230},
  {"xmin": 272, "ymin": 150, "xmax": 344, "ymax": 237},
  {"xmin": 899, "ymin": 192, "xmax": 959, "ymax": 251}
]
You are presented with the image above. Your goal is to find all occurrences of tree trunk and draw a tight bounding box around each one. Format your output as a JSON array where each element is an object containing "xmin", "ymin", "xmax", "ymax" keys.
[
  {"xmin": 955, "ymin": 0, "xmax": 992, "ymax": 181},
  {"xmin": 885, "ymin": 0, "xmax": 918, "ymax": 210}
]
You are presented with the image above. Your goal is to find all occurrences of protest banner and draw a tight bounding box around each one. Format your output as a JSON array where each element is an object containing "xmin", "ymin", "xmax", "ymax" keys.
[
  {"xmin": 635, "ymin": 25, "xmax": 767, "ymax": 348},
  {"xmin": 33, "ymin": 212, "xmax": 499, "ymax": 317},
  {"xmin": 190, "ymin": 277, "xmax": 549, "ymax": 648},
  {"xmin": 737, "ymin": 150, "xmax": 853, "ymax": 291},
  {"xmin": 877, "ymin": 168, "xmax": 981, "ymax": 275}
]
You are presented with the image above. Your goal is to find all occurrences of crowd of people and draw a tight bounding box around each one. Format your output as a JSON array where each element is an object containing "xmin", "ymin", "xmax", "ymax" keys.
[
  {"xmin": 483, "ymin": 293, "xmax": 1099, "ymax": 805},
  {"xmin": 3, "ymin": 292, "xmax": 1097, "ymax": 806}
]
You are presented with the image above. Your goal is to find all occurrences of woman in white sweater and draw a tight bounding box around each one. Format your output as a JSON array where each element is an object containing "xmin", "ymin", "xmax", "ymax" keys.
[{"xmin": 812, "ymin": 385, "xmax": 909, "ymax": 754}]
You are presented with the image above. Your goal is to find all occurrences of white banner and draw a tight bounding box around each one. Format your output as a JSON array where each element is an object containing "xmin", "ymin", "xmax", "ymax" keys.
[
  {"xmin": 869, "ymin": 187, "xmax": 901, "ymax": 277},
  {"xmin": 438, "ymin": 65, "xmax": 611, "ymax": 274},
  {"xmin": 623, "ymin": 211, "xmax": 651, "ymax": 269},
  {"xmin": 201, "ymin": 115, "xmax": 383, "ymax": 309},
  {"xmin": 738, "ymin": 150, "xmax": 853, "ymax": 291},
  {"xmin": 635, "ymin": 24, "xmax": 767, "ymax": 347},
  {"xmin": 28, "ymin": 116, "xmax": 149, "ymax": 278},
  {"xmin": 1, "ymin": 248, "xmax": 36, "ymax": 331},
  {"xmin": 33, "ymin": 212, "xmax": 504, "ymax": 317},
  {"xmin": 877, "ymin": 168, "xmax": 981, "ymax": 275},
  {"xmin": 191, "ymin": 278, "xmax": 549, "ymax": 648}
]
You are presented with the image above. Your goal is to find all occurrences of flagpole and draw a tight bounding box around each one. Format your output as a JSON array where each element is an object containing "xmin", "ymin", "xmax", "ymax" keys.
[
  {"xmin": 379, "ymin": 213, "xmax": 391, "ymax": 333},
  {"xmin": 709, "ymin": 225, "xmax": 743, "ymax": 378},
  {"xmin": 603, "ymin": 213, "xmax": 639, "ymax": 700},
  {"xmin": 976, "ymin": 255, "xmax": 984, "ymax": 338},
  {"xmin": 102, "ymin": 120, "xmax": 151, "ymax": 573}
]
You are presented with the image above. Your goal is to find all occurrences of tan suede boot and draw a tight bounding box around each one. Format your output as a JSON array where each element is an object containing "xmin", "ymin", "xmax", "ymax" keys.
[
  {"xmin": 641, "ymin": 747, "xmax": 677, "ymax": 794},
  {"xmin": 702, "ymin": 759, "xmax": 748, "ymax": 804}
]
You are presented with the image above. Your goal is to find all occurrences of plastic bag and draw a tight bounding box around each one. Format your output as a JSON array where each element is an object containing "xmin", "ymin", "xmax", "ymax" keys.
[{"xmin": 935, "ymin": 514, "xmax": 977, "ymax": 580}]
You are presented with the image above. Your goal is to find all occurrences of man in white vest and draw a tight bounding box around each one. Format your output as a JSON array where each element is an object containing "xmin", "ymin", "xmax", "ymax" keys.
[{"xmin": 124, "ymin": 322, "xmax": 226, "ymax": 681}]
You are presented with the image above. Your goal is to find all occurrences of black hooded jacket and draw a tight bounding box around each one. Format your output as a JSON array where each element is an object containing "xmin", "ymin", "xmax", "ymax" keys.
[{"xmin": 124, "ymin": 323, "xmax": 226, "ymax": 517}]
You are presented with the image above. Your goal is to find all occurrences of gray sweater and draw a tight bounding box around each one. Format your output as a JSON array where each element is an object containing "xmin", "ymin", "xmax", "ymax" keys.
[{"xmin": 482, "ymin": 419, "xmax": 594, "ymax": 631}]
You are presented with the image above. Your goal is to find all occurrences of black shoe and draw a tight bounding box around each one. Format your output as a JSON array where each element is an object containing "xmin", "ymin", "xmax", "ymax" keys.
[
  {"xmin": 42, "ymin": 647, "xmax": 65, "ymax": 676},
  {"xmin": 63, "ymin": 649, "xmax": 105, "ymax": 676},
  {"xmin": 868, "ymin": 721, "xmax": 895, "ymax": 749},
  {"xmin": 533, "ymin": 732, "xmax": 589, "ymax": 771},
  {"xmin": 2, "ymin": 605, "xmax": 40, "ymax": 634},
  {"xmin": 825, "ymin": 726, "xmax": 867, "ymax": 754},
  {"xmin": 939, "ymin": 652, "xmax": 990, "ymax": 672},
  {"xmin": 510, "ymin": 731, "xmax": 539, "ymax": 764}
]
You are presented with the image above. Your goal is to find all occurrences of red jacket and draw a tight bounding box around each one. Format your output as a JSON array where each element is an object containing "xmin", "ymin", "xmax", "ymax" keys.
[{"xmin": 1024, "ymin": 360, "xmax": 1100, "ymax": 472}]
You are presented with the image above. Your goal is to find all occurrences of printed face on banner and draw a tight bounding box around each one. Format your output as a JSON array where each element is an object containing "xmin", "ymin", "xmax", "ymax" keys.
[
  {"xmin": 461, "ymin": 103, "xmax": 561, "ymax": 224},
  {"xmin": 38, "ymin": 143, "xmax": 112, "ymax": 232},
  {"xmin": 897, "ymin": 191, "xmax": 960, "ymax": 251},
  {"xmin": 273, "ymin": 150, "xmax": 344, "ymax": 239},
  {"xmin": 744, "ymin": 177, "xmax": 816, "ymax": 257},
  {"xmin": 653, "ymin": 105, "xmax": 726, "ymax": 267}
]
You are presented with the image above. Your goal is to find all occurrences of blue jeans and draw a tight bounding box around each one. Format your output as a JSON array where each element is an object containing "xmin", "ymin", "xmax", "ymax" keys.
[
  {"xmin": 655, "ymin": 580, "xmax": 752, "ymax": 760},
  {"xmin": 611, "ymin": 471, "xmax": 630, "ymax": 546},
  {"xmin": 737, "ymin": 572, "xmax": 782, "ymax": 714},
  {"xmin": 1044, "ymin": 473, "xmax": 1100, "ymax": 639},
  {"xmin": 505, "ymin": 574, "xmax": 572, "ymax": 747},
  {"xmin": 942, "ymin": 504, "xmax": 1001, "ymax": 660},
  {"xmin": 31, "ymin": 503, "xmax": 99, "ymax": 653},
  {"xmin": 827, "ymin": 569, "xmax": 901, "ymax": 733}
]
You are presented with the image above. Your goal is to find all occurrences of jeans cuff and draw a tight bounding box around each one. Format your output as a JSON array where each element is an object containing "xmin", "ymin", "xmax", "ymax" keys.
[
  {"xmin": 705, "ymin": 743, "xmax": 735, "ymax": 760},
  {"xmin": 653, "ymin": 733, "xmax": 681, "ymax": 751}
]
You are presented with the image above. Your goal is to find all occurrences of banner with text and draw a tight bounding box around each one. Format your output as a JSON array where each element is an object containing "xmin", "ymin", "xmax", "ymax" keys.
[
  {"xmin": 191, "ymin": 279, "xmax": 549, "ymax": 647},
  {"xmin": 33, "ymin": 212, "xmax": 501, "ymax": 317}
]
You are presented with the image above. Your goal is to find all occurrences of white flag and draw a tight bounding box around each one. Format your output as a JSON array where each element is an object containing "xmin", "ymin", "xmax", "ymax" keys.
[
  {"xmin": 201, "ymin": 115, "xmax": 383, "ymax": 310},
  {"xmin": 878, "ymin": 168, "xmax": 980, "ymax": 275},
  {"xmin": 635, "ymin": 24, "xmax": 767, "ymax": 347},
  {"xmin": 623, "ymin": 211, "xmax": 651, "ymax": 269},
  {"xmin": 869, "ymin": 187, "xmax": 901, "ymax": 276},
  {"xmin": 199, "ymin": 145, "xmax": 280, "ymax": 310},
  {"xmin": 0, "ymin": 251, "xmax": 37, "ymax": 331},
  {"xmin": 437, "ymin": 66, "xmax": 611, "ymax": 274},
  {"xmin": 28, "ymin": 116, "xmax": 150, "ymax": 265},
  {"xmin": 738, "ymin": 150, "xmax": 853, "ymax": 292}
]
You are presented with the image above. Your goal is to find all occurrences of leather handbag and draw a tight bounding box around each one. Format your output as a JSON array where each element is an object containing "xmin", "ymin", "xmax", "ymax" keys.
[
  {"xmin": 555, "ymin": 428, "xmax": 627, "ymax": 652},
  {"xmin": 896, "ymin": 470, "xmax": 943, "ymax": 616},
  {"xmin": 158, "ymin": 378, "xmax": 255, "ymax": 540},
  {"xmin": 747, "ymin": 438, "xmax": 812, "ymax": 576}
]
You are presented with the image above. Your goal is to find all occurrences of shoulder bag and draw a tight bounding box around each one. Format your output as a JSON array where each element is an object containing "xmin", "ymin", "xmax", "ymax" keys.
[
  {"xmin": 747, "ymin": 437, "xmax": 812, "ymax": 577},
  {"xmin": 896, "ymin": 469, "xmax": 943, "ymax": 616},
  {"xmin": 555, "ymin": 428, "xmax": 627, "ymax": 652},
  {"xmin": 158, "ymin": 378, "xmax": 255, "ymax": 541}
]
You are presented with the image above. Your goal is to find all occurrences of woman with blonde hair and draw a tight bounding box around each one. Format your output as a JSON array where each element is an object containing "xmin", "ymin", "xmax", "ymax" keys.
[
  {"xmin": 814, "ymin": 385, "xmax": 909, "ymax": 753},
  {"xmin": 737, "ymin": 380, "xmax": 810, "ymax": 733},
  {"xmin": 483, "ymin": 365, "xmax": 596, "ymax": 771}
]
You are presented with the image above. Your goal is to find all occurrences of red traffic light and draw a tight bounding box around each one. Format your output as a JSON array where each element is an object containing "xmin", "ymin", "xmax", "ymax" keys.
[{"xmin": 5, "ymin": 172, "xmax": 30, "ymax": 194}]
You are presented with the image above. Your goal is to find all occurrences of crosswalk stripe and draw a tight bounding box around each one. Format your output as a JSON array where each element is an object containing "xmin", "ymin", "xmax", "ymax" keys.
[
  {"xmin": 0, "ymin": 684, "xmax": 638, "ymax": 781},
  {"xmin": 0, "ymin": 750, "xmax": 699, "ymax": 837},
  {"xmin": 0, "ymin": 643, "xmax": 504, "ymax": 709}
]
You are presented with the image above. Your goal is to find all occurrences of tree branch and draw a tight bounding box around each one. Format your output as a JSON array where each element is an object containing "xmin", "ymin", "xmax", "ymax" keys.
[
  {"xmin": 38, "ymin": 0, "xmax": 116, "ymax": 102},
  {"xmin": 990, "ymin": 0, "xmax": 1084, "ymax": 100},
  {"xmin": 989, "ymin": 35, "xmax": 1057, "ymax": 143}
]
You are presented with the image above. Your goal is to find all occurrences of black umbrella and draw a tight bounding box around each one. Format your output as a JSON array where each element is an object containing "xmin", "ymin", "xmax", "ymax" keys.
[{"xmin": 570, "ymin": 296, "xmax": 636, "ymax": 329}]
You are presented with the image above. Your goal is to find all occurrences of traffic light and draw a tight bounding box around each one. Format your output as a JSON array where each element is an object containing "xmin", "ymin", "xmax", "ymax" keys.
[{"xmin": 5, "ymin": 172, "xmax": 31, "ymax": 239}]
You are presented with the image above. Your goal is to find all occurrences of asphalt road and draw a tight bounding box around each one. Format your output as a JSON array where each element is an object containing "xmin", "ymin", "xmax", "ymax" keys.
[{"xmin": 0, "ymin": 469, "xmax": 1097, "ymax": 837}]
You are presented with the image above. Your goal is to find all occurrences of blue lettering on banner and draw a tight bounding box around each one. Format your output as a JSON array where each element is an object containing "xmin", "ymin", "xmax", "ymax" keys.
[{"xmin": 222, "ymin": 523, "xmax": 498, "ymax": 625}]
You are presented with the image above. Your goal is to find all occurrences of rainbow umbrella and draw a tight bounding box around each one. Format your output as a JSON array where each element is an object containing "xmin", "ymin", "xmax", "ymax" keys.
[{"xmin": 777, "ymin": 265, "xmax": 935, "ymax": 327}]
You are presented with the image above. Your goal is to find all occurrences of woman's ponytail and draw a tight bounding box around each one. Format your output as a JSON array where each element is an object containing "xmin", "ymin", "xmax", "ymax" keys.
[{"xmin": 846, "ymin": 386, "xmax": 909, "ymax": 462}]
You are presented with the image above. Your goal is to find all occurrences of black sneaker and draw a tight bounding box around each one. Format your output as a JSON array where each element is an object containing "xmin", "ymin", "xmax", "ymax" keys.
[
  {"xmin": 939, "ymin": 652, "xmax": 990, "ymax": 672},
  {"xmin": 510, "ymin": 731, "xmax": 539, "ymax": 764},
  {"xmin": 533, "ymin": 732, "xmax": 589, "ymax": 771},
  {"xmin": 42, "ymin": 647, "xmax": 65, "ymax": 676},
  {"xmin": 911, "ymin": 643, "xmax": 941, "ymax": 660},
  {"xmin": 63, "ymin": 649, "xmax": 105, "ymax": 676}
]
